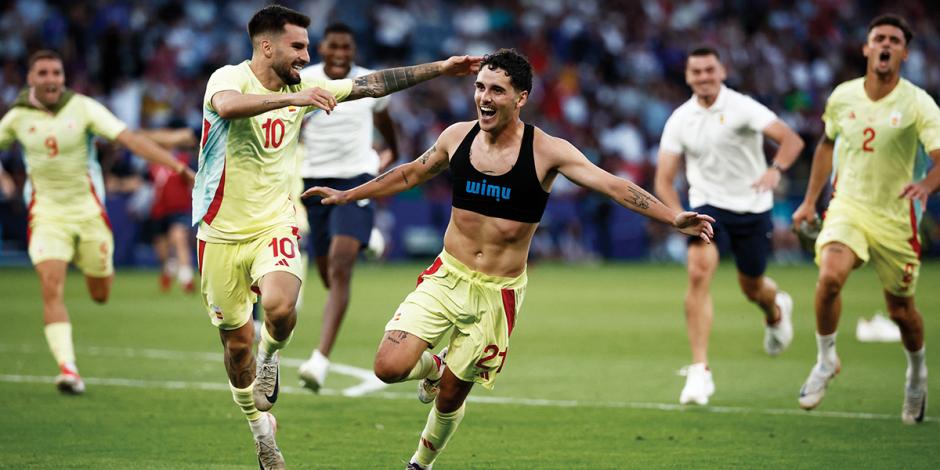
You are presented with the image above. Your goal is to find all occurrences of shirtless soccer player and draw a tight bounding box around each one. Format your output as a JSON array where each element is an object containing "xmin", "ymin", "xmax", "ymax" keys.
[
  {"xmin": 303, "ymin": 48, "xmax": 714, "ymax": 470},
  {"xmin": 0, "ymin": 49, "xmax": 194, "ymax": 395},
  {"xmin": 193, "ymin": 5, "xmax": 480, "ymax": 468}
]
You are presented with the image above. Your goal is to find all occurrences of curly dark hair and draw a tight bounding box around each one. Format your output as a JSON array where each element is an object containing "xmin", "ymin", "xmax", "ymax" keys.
[
  {"xmin": 248, "ymin": 4, "xmax": 310, "ymax": 39},
  {"xmin": 480, "ymin": 48, "xmax": 532, "ymax": 93}
]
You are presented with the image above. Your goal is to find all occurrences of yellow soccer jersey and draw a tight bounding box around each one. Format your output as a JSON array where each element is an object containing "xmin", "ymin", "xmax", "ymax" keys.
[
  {"xmin": 823, "ymin": 78, "xmax": 940, "ymax": 222},
  {"xmin": 0, "ymin": 89, "xmax": 127, "ymax": 222},
  {"xmin": 194, "ymin": 61, "xmax": 352, "ymax": 243}
]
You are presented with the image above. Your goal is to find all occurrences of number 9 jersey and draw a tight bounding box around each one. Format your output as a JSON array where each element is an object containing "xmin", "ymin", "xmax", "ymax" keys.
[{"xmin": 194, "ymin": 60, "xmax": 352, "ymax": 243}]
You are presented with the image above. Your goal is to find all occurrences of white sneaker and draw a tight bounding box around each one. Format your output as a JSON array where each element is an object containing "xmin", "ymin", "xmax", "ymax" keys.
[
  {"xmin": 679, "ymin": 363, "xmax": 714, "ymax": 405},
  {"xmin": 406, "ymin": 458, "xmax": 431, "ymax": 470},
  {"xmin": 902, "ymin": 367, "xmax": 927, "ymax": 425},
  {"xmin": 54, "ymin": 365, "xmax": 85, "ymax": 395},
  {"xmin": 253, "ymin": 352, "xmax": 280, "ymax": 412},
  {"xmin": 764, "ymin": 291, "xmax": 794, "ymax": 356},
  {"xmin": 418, "ymin": 348, "xmax": 448, "ymax": 404},
  {"xmin": 798, "ymin": 360, "xmax": 840, "ymax": 410},
  {"xmin": 298, "ymin": 350, "xmax": 329, "ymax": 393},
  {"xmin": 255, "ymin": 413, "xmax": 285, "ymax": 469},
  {"xmin": 365, "ymin": 227, "xmax": 386, "ymax": 259}
]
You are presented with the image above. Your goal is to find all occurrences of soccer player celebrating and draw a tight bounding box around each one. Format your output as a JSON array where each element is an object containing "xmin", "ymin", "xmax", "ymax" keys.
[
  {"xmin": 302, "ymin": 49, "xmax": 714, "ymax": 470},
  {"xmin": 0, "ymin": 49, "xmax": 194, "ymax": 395},
  {"xmin": 654, "ymin": 47, "xmax": 804, "ymax": 406},
  {"xmin": 194, "ymin": 5, "xmax": 480, "ymax": 468},
  {"xmin": 296, "ymin": 22, "xmax": 400, "ymax": 392},
  {"xmin": 792, "ymin": 14, "xmax": 940, "ymax": 424}
]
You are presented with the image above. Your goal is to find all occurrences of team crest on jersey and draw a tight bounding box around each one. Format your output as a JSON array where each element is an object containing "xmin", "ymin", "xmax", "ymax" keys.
[
  {"xmin": 848, "ymin": 111, "xmax": 856, "ymax": 120},
  {"xmin": 889, "ymin": 111, "xmax": 902, "ymax": 128},
  {"xmin": 288, "ymin": 106, "xmax": 298, "ymax": 113}
]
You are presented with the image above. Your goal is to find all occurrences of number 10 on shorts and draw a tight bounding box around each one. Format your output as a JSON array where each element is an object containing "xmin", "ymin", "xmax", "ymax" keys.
[{"xmin": 476, "ymin": 345, "xmax": 508, "ymax": 380}]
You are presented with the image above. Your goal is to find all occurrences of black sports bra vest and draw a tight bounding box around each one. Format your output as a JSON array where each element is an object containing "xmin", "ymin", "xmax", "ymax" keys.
[{"xmin": 450, "ymin": 122, "xmax": 549, "ymax": 223}]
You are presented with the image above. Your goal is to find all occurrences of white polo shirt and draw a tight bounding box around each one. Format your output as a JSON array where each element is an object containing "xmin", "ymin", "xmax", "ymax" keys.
[
  {"xmin": 660, "ymin": 85, "xmax": 778, "ymax": 213},
  {"xmin": 299, "ymin": 63, "xmax": 391, "ymax": 178}
]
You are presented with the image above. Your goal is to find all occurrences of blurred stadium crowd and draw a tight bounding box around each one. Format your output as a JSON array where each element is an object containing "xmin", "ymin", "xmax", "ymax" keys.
[{"xmin": 1, "ymin": 0, "xmax": 939, "ymax": 264}]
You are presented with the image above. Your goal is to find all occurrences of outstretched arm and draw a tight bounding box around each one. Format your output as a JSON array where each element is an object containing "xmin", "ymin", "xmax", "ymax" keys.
[
  {"xmin": 210, "ymin": 87, "xmax": 340, "ymax": 119},
  {"xmin": 302, "ymin": 125, "xmax": 461, "ymax": 204},
  {"xmin": 792, "ymin": 135, "xmax": 834, "ymax": 228},
  {"xmin": 347, "ymin": 56, "xmax": 481, "ymax": 100},
  {"xmin": 553, "ymin": 137, "xmax": 713, "ymax": 242},
  {"xmin": 115, "ymin": 130, "xmax": 196, "ymax": 185}
]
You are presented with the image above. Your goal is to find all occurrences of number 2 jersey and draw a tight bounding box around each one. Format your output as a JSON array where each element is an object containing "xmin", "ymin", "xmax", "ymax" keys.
[
  {"xmin": 0, "ymin": 88, "xmax": 126, "ymax": 223},
  {"xmin": 194, "ymin": 60, "xmax": 352, "ymax": 243},
  {"xmin": 823, "ymin": 77, "xmax": 940, "ymax": 224}
]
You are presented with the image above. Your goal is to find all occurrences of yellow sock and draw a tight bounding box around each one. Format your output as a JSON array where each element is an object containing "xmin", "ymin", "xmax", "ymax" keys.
[
  {"xmin": 44, "ymin": 322, "xmax": 76, "ymax": 369},
  {"xmin": 413, "ymin": 404, "xmax": 465, "ymax": 467},
  {"xmin": 259, "ymin": 325, "xmax": 292, "ymax": 362},
  {"xmin": 405, "ymin": 351, "xmax": 439, "ymax": 381},
  {"xmin": 230, "ymin": 382, "xmax": 262, "ymax": 422}
]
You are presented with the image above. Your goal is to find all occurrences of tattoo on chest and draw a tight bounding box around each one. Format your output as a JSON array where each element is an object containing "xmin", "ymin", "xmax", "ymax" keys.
[{"xmin": 625, "ymin": 187, "xmax": 652, "ymax": 210}]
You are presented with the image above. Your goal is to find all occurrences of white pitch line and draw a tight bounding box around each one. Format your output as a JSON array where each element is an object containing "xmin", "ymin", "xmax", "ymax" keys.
[{"xmin": 0, "ymin": 373, "xmax": 931, "ymax": 423}]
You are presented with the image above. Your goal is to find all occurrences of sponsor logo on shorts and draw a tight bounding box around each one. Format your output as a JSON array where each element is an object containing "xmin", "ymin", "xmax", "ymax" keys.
[{"xmin": 210, "ymin": 304, "xmax": 223, "ymax": 320}]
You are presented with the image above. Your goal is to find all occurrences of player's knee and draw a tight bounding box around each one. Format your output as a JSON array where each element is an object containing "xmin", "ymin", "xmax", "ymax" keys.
[
  {"xmin": 687, "ymin": 265, "xmax": 711, "ymax": 288},
  {"xmin": 261, "ymin": 296, "xmax": 295, "ymax": 323},
  {"xmin": 373, "ymin": 356, "xmax": 408, "ymax": 384},
  {"xmin": 817, "ymin": 272, "xmax": 845, "ymax": 298},
  {"xmin": 741, "ymin": 283, "xmax": 762, "ymax": 303}
]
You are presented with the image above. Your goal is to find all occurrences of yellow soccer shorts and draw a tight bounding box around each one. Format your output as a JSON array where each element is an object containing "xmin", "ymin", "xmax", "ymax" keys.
[
  {"xmin": 28, "ymin": 214, "xmax": 114, "ymax": 277},
  {"xmin": 816, "ymin": 197, "xmax": 921, "ymax": 296},
  {"xmin": 198, "ymin": 226, "xmax": 304, "ymax": 330},
  {"xmin": 386, "ymin": 250, "xmax": 526, "ymax": 389}
]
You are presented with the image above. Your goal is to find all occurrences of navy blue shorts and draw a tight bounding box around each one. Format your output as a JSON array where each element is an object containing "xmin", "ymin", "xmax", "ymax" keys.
[
  {"xmin": 688, "ymin": 205, "xmax": 773, "ymax": 278},
  {"xmin": 303, "ymin": 174, "xmax": 375, "ymax": 257}
]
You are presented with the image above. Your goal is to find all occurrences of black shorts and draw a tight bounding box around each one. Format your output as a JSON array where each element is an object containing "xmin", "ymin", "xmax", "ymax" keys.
[
  {"xmin": 302, "ymin": 174, "xmax": 375, "ymax": 257},
  {"xmin": 688, "ymin": 204, "xmax": 773, "ymax": 278}
]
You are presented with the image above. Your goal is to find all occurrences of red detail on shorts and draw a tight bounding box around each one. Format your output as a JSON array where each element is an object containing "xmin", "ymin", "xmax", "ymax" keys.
[
  {"xmin": 87, "ymin": 177, "xmax": 112, "ymax": 230},
  {"xmin": 291, "ymin": 226, "xmax": 300, "ymax": 239},
  {"xmin": 908, "ymin": 201, "xmax": 921, "ymax": 256},
  {"xmin": 480, "ymin": 371, "xmax": 489, "ymax": 380},
  {"xmin": 26, "ymin": 189, "xmax": 36, "ymax": 243},
  {"xmin": 432, "ymin": 353, "xmax": 443, "ymax": 370},
  {"xmin": 251, "ymin": 285, "xmax": 261, "ymax": 295},
  {"xmin": 197, "ymin": 240, "xmax": 206, "ymax": 275},
  {"xmin": 202, "ymin": 161, "xmax": 226, "ymax": 225},
  {"xmin": 201, "ymin": 118, "xmax": 211, "ymax": 148},
  {"xmin": 501, "ymin": 288, "xmax": 517, "ymax": 336},
  {"xmin": 416, "ymin": 257, "xmax": 443, "ymax": 287}
]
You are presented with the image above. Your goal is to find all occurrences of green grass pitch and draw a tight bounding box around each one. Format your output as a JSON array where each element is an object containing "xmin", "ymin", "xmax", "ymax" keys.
[{"xmin": 1, "ymin": 261, "xmax": 938, "ymax": 468}]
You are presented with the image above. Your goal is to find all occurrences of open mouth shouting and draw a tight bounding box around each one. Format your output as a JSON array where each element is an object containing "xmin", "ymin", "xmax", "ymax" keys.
[
  {"xmin": 877, "ymin": 50, "xmax": 891, "ymax": 68},
  {"xmin": 479, "ymin": 105, "xmax": 497, "ymax": 122}
]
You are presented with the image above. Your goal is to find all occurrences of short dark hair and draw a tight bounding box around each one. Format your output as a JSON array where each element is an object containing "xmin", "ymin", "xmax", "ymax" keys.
[
  {"xmin": 868, "ymin": 14, "xmax": 913, "ymax": 45},
  {"xmin": 480, "ymin": 48, "xmax": 532, "ymax": 93},
  {"xmin": 323, "ymin": 22, "xmax": 354, "ymax": 38},
  {"xmin": 688, "ymin": 46, "xmax": 720, "ymax": 61},
  {"xmin": 28, "ymin": 49, "xmax": 63, "ymax": 69},
  {"xmin": 247, "ymin": 4, "xmax": 310, "ymax": 39}
]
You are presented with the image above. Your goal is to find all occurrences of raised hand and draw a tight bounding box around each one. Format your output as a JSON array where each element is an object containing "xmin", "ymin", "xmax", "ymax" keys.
[
  {"xmin": 440, "ymin": 55, "xmax": 483, "ymax": 76},
  {"xmin": 674, "ymin": 211, "xmax": 715, "ymax": 243},
  {"xmin": 300, "ymin": 186, "xmax": 347, "ymax": 205},
  {"xmin": 292, "ymin": 87, "xmax": 338, "ymax": 114}
]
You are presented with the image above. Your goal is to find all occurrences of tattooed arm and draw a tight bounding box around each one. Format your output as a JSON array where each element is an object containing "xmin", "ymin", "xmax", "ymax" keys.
[
  {"xmin": 301, "ymin": 122, "xmax": 468, "ymax": 205},
  {"xmin": 347, "ymin": 55, "xmax": 482, "ymax": 100},
  {"xmin": 546, "ymin": 131, "xmax": 714, "ymax": 241}
]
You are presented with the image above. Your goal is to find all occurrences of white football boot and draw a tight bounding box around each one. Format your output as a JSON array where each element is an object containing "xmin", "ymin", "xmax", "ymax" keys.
[
  {"xmin": 902, "ymin": 366, "xmax": 927, "ymax": 425},
  {"xmin": 764, "ymin": 291, "xmax": 794, "ymax": 356},
  {"xmin": 679, "ymin": 363, "xmax": 714, "ymax": 405},
  {"xmin": 54, "ymin": 364, "xmax": 85, "ymax": 395},
  {"xmin": 254, "ymin": 413, "xmax": 285, "ymax": 469},
  {"xmin": 253, "ymin": 352, "xmax": 280, "ymax": 412},
  {"xmin": 798, "ymin": 359, "xmax": 841, "ymax": 410},
  {"xmin": 418, "ymin": 348, "xmax": 448, "ymax": 404}
]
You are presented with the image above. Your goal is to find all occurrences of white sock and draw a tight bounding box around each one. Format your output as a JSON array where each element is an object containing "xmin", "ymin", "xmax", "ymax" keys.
[
  {"xmin": 308, "ymin": 349, "xmax": 330, "ymax": 383},
  {"xmin": 165, "ymin": 258, "xmax": 179, "ymax": 276},
  {"xmin": 906, "ymin": 346, "xmax": 927, "ymax": 388},
  {"xmin": 177, "ymin": 264, "xmax": 193, "ymax": 284},
  {"xmin": 816, "ymin": 332, "xmax": 838, "ymax": 368},
  {"xmin": 405, "ymin": 351, "xmax": 442, "ymax": 381},
  {"xmin": 248, "ymin": 412, "xmax": 272, "ymax": 437}
]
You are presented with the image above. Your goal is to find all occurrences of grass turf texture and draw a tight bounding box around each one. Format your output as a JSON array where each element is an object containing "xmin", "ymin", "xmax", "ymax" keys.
[{"xmin": 1, "ymin": 261, "xmax": 938, "ymax": 468}]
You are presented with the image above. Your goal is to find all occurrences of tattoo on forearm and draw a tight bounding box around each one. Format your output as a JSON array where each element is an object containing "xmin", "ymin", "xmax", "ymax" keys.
[
  {"xmin": 374, "ymin": 167, "xmax": 395, "ymax": 182},
  {"xmin": 419, "ymin": 145, "xmax": 436, "ymax": 165},
  {"xmin": 625, "ymin": 187, "xmax": 653, "ymax": 210},
  {"xmin": 351, "ymin": 63, "xmax": 440, "ymax": 98},
  {"xmin": 401, "ymin": 170, "xmax": 410, "ymax": 185}
]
